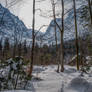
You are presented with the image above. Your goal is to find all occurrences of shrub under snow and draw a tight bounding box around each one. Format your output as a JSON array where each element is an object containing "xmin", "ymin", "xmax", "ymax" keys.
[{"xmin": 65, "ymin": 77, "xmax": 92, "ymax": 92}]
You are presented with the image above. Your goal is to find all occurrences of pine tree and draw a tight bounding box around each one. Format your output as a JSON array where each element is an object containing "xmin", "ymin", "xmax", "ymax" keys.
[
  {"xmin": 3, "ymin": 38, "xmax": 10, "ymax": 59},
  {"xmin": 23, "ymin": 40, "xmax": 27, "ymax": 55},
  {"xmin": 18, "ymin": 42, "xmax": 22, "ymax": 57},
  {"xmin": 0, "ymin": 38, "xmax": 3, "ymax": 59}
]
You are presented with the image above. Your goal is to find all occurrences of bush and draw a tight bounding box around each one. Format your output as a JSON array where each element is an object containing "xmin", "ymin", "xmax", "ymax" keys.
[{"xmin": 0, "ymin": 56, "xmax": 30, "ymax": 91}]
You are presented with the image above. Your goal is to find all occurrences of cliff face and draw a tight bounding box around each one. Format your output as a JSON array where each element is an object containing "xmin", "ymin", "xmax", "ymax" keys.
[{"xmin": 44, "ymin": 0, "xmax": 89, "ymax": 45}]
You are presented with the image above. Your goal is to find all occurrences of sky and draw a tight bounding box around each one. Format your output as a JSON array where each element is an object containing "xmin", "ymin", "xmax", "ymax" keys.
[
  {"xmin": 13, "ymin": 0, "xmax": 52, "ymax": 32},
  {"xmin": 0, "ymin": 0, "xmax": 53, "ymax": 32},
  {"xmin": 0, "ymin": 0, "xmax": 73, "ymax": 32},
  {"xmin": 15, "ymin": 0, "xmax": 72, "ymax": 32}
]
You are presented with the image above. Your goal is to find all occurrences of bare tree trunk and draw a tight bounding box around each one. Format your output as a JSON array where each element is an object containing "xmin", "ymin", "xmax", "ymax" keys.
[
  {"xmin": 73, "ymin": 0, "xmax": 79, "ymax": 70},
  {"xmin": 88, "ymin": 0, "xmax": 92, "ymax": 24},
  {"xmin": 60, "ymin": 0, "xmax": 64, "ymax": 72},
  {"xmin": 51, "ymin": 0, "xmax": 60, "ymax": 72},
  {"xmin": 29, "ymin": 0, "xmax": 36, "ymax": 76},
  {"xmin": 51, "ymin": 0, "xmax": 65, "ymax": 72},
  {"xmin": 24, "ymin": 1, "xmax": 36, "ymax": 87}
]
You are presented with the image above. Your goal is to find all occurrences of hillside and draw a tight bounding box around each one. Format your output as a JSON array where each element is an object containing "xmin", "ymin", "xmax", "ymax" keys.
[{"xmin": 44, "ymin": 0, "xmax": 90, "ymax": 45}]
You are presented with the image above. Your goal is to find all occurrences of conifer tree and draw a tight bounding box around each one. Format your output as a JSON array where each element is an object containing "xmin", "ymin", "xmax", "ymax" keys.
[{"xmin": 3, "ymin": 38, "xmax": 10, "ymax": 59}]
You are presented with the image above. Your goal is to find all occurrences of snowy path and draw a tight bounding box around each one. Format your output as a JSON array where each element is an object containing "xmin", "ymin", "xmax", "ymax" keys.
[
  {"xmin": 31, "ymin": 66, "xmax": 63, "ymax": 92},
  {"xmin": 3, "ymin": 65, "xmax": 92, "ymax": 92},
  {"xmin": 28, "ymin": 65, "xmax": 92, "ymax": 92}
]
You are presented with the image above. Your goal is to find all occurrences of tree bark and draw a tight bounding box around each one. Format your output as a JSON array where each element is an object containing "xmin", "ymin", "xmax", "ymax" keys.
[
  {"xmin": 51, "ymin": 0, "xmax": 60, "ymax": 72},
  {"xmin": 73, "ymin": 0, "xmax": 79, "ymax": 70},
  {"xmin": 88, "ymin": 0, "xmax": 92, "ymax": 24},
  {"xmin": 60, "ymin": 0, "xmax": 64, "ymax": 72},
  {"xmin": 29, "ymin": 0, "xmax": 36, "ymax": 76}
]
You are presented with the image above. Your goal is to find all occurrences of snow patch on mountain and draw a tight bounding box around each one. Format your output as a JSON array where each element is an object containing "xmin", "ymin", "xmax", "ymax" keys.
[
  {"xmin": 0, "ymin": 4, "xmax": 43, "ymax": 45},
  {"xmin": 44, "ymin": 0, "xmax": 89, "ymax": 45}
]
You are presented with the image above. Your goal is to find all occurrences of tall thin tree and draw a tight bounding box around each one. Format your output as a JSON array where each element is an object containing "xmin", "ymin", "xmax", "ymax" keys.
[
  {"xmin": 88, "ymin": 0, "xmax": 92, "ymax": 24},
  {"xmin": 29, "ymin": 0, "xmax": 36, "ymax": 76},
  {"xmin": 51, "ymin": 0, "xmax": 59, "ymax": 72},
  {"xmin": 51, "ymin": 0, "xmax": 65, "ymax": 72},
  {"xmin": 60, "ymin": 0, "xmax": 64, "ymax": 72},
  {"xmin": 73, "ymin": 0, "xmax": 79, "ymax": 70}
]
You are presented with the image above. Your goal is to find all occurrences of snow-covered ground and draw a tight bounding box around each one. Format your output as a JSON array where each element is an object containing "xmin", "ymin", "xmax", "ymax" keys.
[{"xmin": 2, "ymin": 65, "xmax": 92, "ymax": 92}]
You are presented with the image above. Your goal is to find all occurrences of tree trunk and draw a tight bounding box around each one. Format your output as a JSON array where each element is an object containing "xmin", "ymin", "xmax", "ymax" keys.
[
  {"xmin": 60, "ymin": 0, "xmax": 64, "ymax": 72},
  {"xmin": 60, "ymin": 31, "xmax": 64, "ymax": 72},
  {"xmin": 51, "ymin": 0, "xmax": 59, "ymax": 72},
  {"xmin": 73, "ymin": 0, "xmax": 79, "ymax": 70},
  {"xmin": 88, "ymin": 0, "xmax": 92, "ymax": 24},
  {"xmin": 29, "ymin": 0, "xmax": 36, "ymax": 76}
]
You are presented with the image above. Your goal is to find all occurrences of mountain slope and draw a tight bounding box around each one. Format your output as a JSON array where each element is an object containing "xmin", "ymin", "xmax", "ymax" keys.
[
  {"xmin": 44, "ymin": 0, "xmax": 89, "ymax": 45},
  {"xmin": 0, "ymin": 4, "xmax": 41, "ymax": 44},
  {"xmin": 0, "ymin": 4, "xmax": 28, "ymax": 38}
]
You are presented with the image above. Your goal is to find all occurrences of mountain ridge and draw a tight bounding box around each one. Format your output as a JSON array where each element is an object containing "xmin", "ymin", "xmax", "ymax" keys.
[{"xmin": 44, "ymin": 0, "xmax": 90, "ymax": 45}]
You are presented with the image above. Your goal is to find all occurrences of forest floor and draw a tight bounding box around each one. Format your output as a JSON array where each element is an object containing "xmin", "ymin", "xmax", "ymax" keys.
[{"xmin": 3, "ymin": 65, "xmax": 92, "ymax": 92}]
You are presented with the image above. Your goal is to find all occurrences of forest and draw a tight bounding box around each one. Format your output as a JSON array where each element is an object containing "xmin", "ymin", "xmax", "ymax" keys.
[{"xmin": 0, "ymin": 0, "xmax": 92, "ymax": 92}]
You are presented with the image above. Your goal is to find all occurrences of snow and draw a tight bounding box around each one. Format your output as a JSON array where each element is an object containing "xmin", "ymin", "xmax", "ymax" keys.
[
  {"xmin": 2, "ymin": 65, "xmax": 92, "ymax": 92},
  {"xmin": 44, "ymin": 0, "xmax": 90, "ymax": 45}
]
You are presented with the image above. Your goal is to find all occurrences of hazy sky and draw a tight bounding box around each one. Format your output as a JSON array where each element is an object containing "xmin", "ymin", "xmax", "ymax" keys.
[
  {"xmin": 0, "ymin": 0, "xmax": 73, "ymax": 32},
  {"xmin": 0, "ymin": 0, "xmax": 53, "ymax": 32},
  {"xmin": 15, "ymin": 0, "xmax": 52, "ymax": 32}
]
